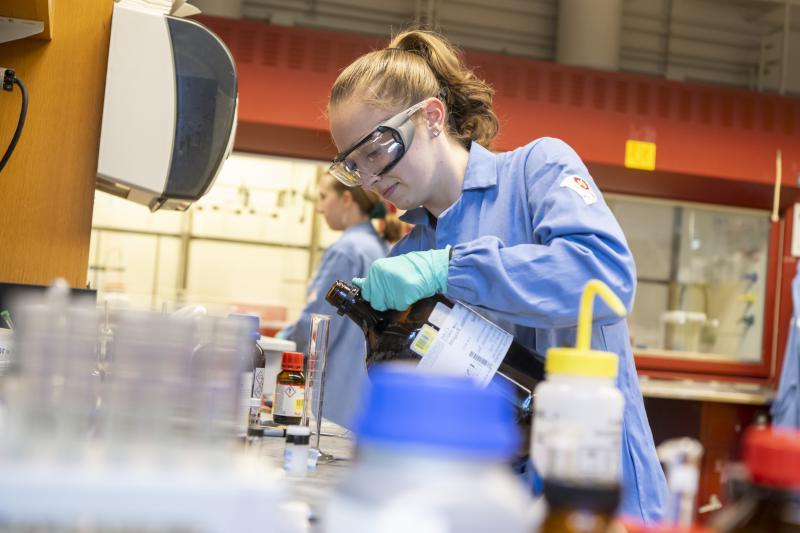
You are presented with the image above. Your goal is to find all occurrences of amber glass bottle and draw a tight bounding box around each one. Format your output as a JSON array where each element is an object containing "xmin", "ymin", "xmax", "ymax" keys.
[
  {"xmin": 325, "ymin": 280, "xmax": 546, "ymax": 426},
  {"xmin": 273, "ymin": 351, "xmax": 305, "ymax": 426},
  {"xmin": 540, "ymin": 481, "xmax": 619, "ymax": 533}
]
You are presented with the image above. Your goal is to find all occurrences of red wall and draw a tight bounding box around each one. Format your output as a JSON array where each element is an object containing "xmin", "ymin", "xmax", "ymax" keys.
[
  {"xmin": 198, "ymin": 16, "xmax": 799, "ymax": 383},
  {"xmin": 199, "ymin": 15, "xmax": 800, "ymax": 209}
]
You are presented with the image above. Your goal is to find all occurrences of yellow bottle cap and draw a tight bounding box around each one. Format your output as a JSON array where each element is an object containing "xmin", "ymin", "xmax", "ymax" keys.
[{"xmin": 545, "ymin": 280, "xmax": 627, "ymax": 379}]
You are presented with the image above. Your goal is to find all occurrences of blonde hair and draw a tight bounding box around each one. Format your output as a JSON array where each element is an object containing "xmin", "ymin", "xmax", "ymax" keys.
[{"xmin": 329, "ymin": 29, "xmax": 499, "ymax": 149}]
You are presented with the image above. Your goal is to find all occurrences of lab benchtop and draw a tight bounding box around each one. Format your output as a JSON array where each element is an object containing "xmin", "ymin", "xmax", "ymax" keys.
[
  {"xmin": 251, "ymin": 420, "xmax": 354, "ymax": 517},
  {"xmin": 253, "ymin": 380, "xmax": 774, "ymax": 526},
  {"xmin": 638, "ymin": 376, "xmax": 775, "ymax": 405}
]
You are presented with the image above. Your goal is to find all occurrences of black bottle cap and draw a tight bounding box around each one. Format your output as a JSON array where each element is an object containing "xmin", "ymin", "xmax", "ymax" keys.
[
  {"xmin": 543, "ymin": 480, "xmax": 621, "ymax": 514},
  {"xmin": 286, "ymin": 426, "xmax": 311, "ymax": 445},
  {"xmin": 325, "ymin": 280, "xmax": 357, "ymax": 314}
]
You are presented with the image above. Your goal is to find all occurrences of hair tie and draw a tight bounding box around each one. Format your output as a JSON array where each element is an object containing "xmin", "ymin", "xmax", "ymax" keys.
[
  {"xmin": 385, "ymin": 47, "xmax": 423, "ymax": 57},
  {"xmin": 369, "ymin": 202, "xmax": 388, "ymax": 219}
]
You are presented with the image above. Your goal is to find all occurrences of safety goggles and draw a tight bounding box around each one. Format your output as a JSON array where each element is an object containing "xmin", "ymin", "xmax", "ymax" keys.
[{"xmin": 329, "ymin": 99, "xmax": 430, "ymax": 187}]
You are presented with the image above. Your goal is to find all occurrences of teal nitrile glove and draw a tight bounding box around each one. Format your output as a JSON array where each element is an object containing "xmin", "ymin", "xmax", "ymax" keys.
[{"xmin": 353, "ymin": 246, "xmax": 451, "ymax": 311}]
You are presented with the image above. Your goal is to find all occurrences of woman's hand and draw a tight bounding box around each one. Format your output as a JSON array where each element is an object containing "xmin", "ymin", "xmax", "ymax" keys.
[{"xmin": 353, "ymin": 247, "xmax": 451, "ymax": 311}]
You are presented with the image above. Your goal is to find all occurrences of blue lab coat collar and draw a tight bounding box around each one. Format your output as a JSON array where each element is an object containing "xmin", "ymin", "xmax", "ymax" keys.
[{"xmin": 400, "ymin": 142, "xmax": 497, "ymax": 228}]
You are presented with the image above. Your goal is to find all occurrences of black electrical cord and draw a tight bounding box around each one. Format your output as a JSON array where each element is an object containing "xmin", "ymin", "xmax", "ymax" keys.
[{"xmin": 0, "ymin": 72, "xmax": 28, "ymax": 173}]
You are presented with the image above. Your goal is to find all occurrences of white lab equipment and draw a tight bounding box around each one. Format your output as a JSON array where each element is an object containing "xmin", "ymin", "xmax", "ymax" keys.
[
  {"xmin": 531, "ymin": 280, "xmax": 627, "ymax": 484},
  {"xmin": 661, "ymin": 310, "xmax": 708, "ymax": 353},
  {"xmin": 97, "ymin": 0, "xmax": 238, "ymax": 211},
  {"xmin": 323, "ymin": 366, "xmax": 536, "ymax": 533},
  {"xmin": 657, "ymin": 438, "xmax": 704, "ymax": 528},
  {"xmin": 0, "ymin": 286, "xmax": 292, "ymax": 532}
]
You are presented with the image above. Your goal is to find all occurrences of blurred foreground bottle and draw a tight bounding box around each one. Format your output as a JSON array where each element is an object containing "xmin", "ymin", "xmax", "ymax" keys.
[
  {"xmin": 712, "ymin": 426, "xmax": 800, "ymax": 533},
  {"xmin": 532, "ymin": 280, "xmax": 627, "ymax": 533},
  {"xmin": 322, "ymin": 366, "xmax": 537, "ymax": 533},
  {"xmin": 228, "ymin": 314, "xmax": 264, "ymax": 432}
]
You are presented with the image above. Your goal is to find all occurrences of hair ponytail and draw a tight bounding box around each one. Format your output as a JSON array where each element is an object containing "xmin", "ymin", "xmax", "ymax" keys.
[
  {"xmin": 329, "ymin": 28, "xmax": 499, "ymax": 148},
  {"xmin": 387, "ymin": 30, "xmax": 498, "ymax": 148},
  {"xmin": 379, "ymin": 212, "xmax": 405, "ymax": 243},
  {"xmin": 330, "ymin": 178, "xmax": 406, "ymax": 243}
]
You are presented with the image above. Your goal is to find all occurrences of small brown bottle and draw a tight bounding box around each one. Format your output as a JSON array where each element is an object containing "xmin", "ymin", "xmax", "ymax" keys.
[
  {"xmin": 540, "ymin": 481, "xmax": 620, "ymax": 533},
  {"xmin": 273, "ymin": 351, "xmax": 305, "ymax": 426}
]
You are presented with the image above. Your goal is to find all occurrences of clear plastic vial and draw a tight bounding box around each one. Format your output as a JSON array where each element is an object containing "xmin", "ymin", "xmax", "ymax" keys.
[{"xmin": 284, "ymin": 425, "xmax": 310, "ymax": 477}]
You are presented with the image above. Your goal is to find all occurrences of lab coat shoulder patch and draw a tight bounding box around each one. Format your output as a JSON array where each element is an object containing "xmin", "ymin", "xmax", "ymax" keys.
[{"xmin": 560, "ymin": 175, "xmax": 597, "ymax": 205}]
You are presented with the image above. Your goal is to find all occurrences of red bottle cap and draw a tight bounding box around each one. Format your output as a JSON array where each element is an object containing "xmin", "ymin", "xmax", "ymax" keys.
[
  {"xmin": 281, "ymin": 351, "xmax": 304, "ymax": 372},
  {"xmin": 620, "ymin": 518, "xmax": 714, "ymax": 533},
  {"xmin": 744, "ymin": 426, "xmax": 800, "ymax": 490}
]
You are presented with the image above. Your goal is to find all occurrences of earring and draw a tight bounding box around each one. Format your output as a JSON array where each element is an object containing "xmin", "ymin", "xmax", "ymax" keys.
[{"xmin": 432, "ymin": 129, "xmax": 441, "ymax": 137}]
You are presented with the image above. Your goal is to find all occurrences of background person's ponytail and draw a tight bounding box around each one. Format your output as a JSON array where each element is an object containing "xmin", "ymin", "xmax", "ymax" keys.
[{"xmin": 331, "ymin": 179, "xmax": 406, "ymax": 244}]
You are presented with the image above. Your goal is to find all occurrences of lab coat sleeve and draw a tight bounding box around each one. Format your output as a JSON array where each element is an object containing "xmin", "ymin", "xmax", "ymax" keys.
[
  {"xmin": 446, "ymin": 138, "xmax": 636, "ymax": 329},
  {"xmin": 772, "ymin": 262, "xmax": 800, "ymax": 429},
  {"xmin": 279, "ymin": 248, "xmax": 359, "ymax": 354}
]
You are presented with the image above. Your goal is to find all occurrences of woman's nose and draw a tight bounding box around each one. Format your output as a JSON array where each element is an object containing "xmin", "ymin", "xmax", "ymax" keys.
[{"xmin": 361, "ymin": 173, "xmax": 381, "ymax": 190}]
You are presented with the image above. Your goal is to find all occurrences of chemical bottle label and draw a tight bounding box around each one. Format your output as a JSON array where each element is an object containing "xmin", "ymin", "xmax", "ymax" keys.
[
  {"xmin": 531, "ymin": 407, "xmax": 622, "ymax": 482},
  {"xmin": 413, "ymin": 301, "xmax": 512, "ymax": 387},
  {"xmin": 274, "ymin": 383, "xmax": 305, "ymax": 418},
  {"xmin": 251, "ymin": 366, "xmax": 265, "ymax": 418},
  {"xmin": 239, "ymin": 371, "xmax": 253, "ymax": 436}
]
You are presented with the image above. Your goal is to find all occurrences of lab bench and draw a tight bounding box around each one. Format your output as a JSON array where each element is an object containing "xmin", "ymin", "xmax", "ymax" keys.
[
  {"xmin": 259, "ymin": 379, "xmax": 776, "ymax": 526},
  {"xmin": 250, "ymin": 421, "xmax": 355, "ymax": 526},
  {"xmin": 639, "ymin": 377, "xmax": 775, "ymax": 406}
]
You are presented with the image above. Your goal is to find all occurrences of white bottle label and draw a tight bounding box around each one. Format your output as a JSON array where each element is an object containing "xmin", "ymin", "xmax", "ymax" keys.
[
  {"xmin": 284, "ymin": 444, "xmax": 309, "ymax": 476},
  {"xmin": 531, "ymin": 404, "xmax": 622, "ymax": 482},
  {"xmin": 238, "ymin": 371, "xmax": 253, "ymax": 436},
  {"xmin": 274, "ymin": 383, "xmax": 305, "ymax": 418},
  {"xmin": 426, "ymin": 302, "xmax": 450, "ymax": 329},
  {"xmin": 251, "ymin": 366, "xmax": 265, "ymax": 418},
  {"xmin": 412, "ymin": 302, "xmax": 512, "ymax": 388}
]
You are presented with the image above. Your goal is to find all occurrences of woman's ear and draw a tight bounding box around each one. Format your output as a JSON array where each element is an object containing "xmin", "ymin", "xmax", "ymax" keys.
[
  {"xmin": 341, "ymin": 189, "xmax": 354, "ymax": 206},
  {"xmin": 423, "ymin": 98, "xmax": 446, "ymax": 134}
]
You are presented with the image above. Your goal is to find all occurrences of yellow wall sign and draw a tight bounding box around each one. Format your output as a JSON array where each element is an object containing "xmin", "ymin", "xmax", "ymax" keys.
[{"xmin": 624, "ymin": 140, "xmax": 657, "ymax": 171}]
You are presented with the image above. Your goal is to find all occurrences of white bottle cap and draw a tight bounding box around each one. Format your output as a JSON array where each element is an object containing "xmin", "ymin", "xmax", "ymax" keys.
[{"xmin": 287, "ymin": 425, "xmax": 310, "ymax": 436}]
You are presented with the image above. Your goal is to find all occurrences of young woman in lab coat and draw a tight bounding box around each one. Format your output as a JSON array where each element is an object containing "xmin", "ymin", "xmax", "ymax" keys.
[
  {"xmin": 325, "ymin": 30, "xmax": 668, "ymax": 524},
  {"xmin": 279, "ymin": 173, "xmax": 402, "ymax": 427}
]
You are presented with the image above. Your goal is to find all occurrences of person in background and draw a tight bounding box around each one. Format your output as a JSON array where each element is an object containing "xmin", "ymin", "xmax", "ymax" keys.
[
  {"xmin": 324, "ymin": 29, "xmax": 668, "ymax": 524},
  {"xmin": 772, "ymin": 260, "xmax": 800, "ymax": 428},
  {"xmin": 278, "ymin": 172, "xmax": 403, "ymax": 427}
]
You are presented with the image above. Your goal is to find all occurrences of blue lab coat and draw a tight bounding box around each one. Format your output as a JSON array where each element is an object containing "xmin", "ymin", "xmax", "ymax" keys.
[
  {"xmin": 393, "ymin": 138, "xmax": 668, "ymax": 524},
  {"xmin": 772, "ymin": 261, "xmax": 800, "ymax": 428},
  {"xmin": 281, "ymin": 221, "xmax": 389, "ymax": 428}
]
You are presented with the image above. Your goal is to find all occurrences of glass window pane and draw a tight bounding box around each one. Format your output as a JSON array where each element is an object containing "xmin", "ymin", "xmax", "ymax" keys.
[{"xmin": 608, "ymin": 195, "xmax": 770, "ymax": 363}]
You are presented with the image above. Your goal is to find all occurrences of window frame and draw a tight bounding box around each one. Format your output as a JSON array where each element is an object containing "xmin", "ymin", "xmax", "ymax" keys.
[{"xmin": 606, "ymin": 193, "xmax": 785, "ymax": 383}]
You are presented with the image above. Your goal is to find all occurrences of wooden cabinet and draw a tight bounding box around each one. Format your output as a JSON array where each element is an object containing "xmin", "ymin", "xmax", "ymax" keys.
[
  {"xmin": 644, "ymin": 396, "xmax": 770, "ymax": 520},
  {"xmin": 0, "ymin": 1, "xmax": 113, "ymax": 287}
]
